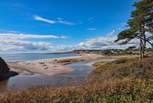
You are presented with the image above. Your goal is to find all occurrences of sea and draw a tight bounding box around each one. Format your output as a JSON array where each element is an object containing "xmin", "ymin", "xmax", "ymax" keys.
[{"xmin": 0, "ymin": 53, "xmax": 79, "ymax": 61}]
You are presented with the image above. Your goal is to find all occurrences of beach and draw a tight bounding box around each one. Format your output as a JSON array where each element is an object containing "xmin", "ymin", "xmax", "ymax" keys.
[{"xmin": 7, "ymin": 54, "xmax": 103, "ymax": 76}]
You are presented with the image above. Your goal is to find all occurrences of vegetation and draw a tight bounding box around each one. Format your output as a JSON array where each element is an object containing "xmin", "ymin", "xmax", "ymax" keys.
[
  {"xmin": 0, "ymin": 56, "xmax": 153, "ymax": 103},
  {"xmin": 91, "ymin": 57, "xmax": 153, "ymax": 81},
  {"xmin": 73, "ymin": 49, "xmax": 140, "ymax": 55},
  {"xmin": 115, "ymin": 0, "xmax": 153, "ymax": 59},
  {"xmin": 54, "ymin": 58, "xmax": 82, "ymax": 64}
]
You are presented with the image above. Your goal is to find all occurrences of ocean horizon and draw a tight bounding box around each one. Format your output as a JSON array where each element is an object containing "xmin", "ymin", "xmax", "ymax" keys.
[{"xmin": 0, "ymin": 53, "xmax": 79, "ymax": 61}]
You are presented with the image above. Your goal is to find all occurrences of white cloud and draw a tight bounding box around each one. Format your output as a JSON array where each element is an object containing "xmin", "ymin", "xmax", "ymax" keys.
[
  {"xmin": 33, "ymin": 15, "xmax": 75, "ymax": 25},
  {"xmin": 0, "ymin": 33, "xmax": 67, "ymax": 39},
  {"xmin": 75, "ymin": 31, "xmax": 139, "ymax": 50},
  {"xmin": 33, "ymin": 15, "xmax": 56, "ymax": 24},
  {"xmin": 42, "ymin": 30, "xmax": 138, "ymax": 52},
  {"xmin": 0, "ymin": 39, "xmax": 52, "ymax": 52},
  {"xmin": 0, "ymin": 30, "xmax": 140, "ymax": 53},
  {"xmin": 57, "ymin": 18, "xmax": 75, "ymax": 25},
  {"xmin": 0, "ymin": 32, "xmax": 66, "ymax": 52}
]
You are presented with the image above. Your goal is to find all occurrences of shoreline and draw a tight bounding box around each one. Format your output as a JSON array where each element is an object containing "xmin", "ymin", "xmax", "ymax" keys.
[
  {"xmin": 6, "ymin": 54, "xmax": 137, "ymax": 76},
  {"xmin": 7, "ymin": 54, "xmax": 103, "ymax": 76}
]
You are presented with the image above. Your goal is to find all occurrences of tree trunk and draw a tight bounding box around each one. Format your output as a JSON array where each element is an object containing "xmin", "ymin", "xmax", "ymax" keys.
[
  {"xmin": 150, "ymin": 27, "xmax": 153, "ymax": 51},
  {"xmin": 142, "ymin": 29, "xmax": 146, "ymax": 57},
  {"xmin": 139, "ymin": 24, "xmax": 146, "ymax": 59},
  {"xmin": 140, "ymin": 38, "xmax": 143, "ymax": 60}
]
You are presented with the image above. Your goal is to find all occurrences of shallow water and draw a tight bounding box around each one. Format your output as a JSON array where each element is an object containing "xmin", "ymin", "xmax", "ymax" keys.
[
  {"xmin": 0, "ymin": 53, "xmax": 79, "ymax": 61},
  {"xmin": 0, "ymin": 61, "xmax": 93, "ymax": 92}
]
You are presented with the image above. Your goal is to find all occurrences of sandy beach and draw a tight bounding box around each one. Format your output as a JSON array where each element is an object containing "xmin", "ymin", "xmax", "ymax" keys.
[{"xmin": 7, "ymin": 54, "xmax": 103, "ymax": 76}]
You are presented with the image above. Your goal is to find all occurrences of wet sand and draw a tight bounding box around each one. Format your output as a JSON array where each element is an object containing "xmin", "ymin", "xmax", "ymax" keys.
[{"xmin": 7, "ymin": 54, "xmax": 103, "ymax": 76}]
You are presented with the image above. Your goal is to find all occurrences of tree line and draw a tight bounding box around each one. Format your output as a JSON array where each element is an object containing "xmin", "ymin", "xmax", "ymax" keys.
[{"xmin": 115, "ymin": 0, "xmax": 153, "ymax": 59}]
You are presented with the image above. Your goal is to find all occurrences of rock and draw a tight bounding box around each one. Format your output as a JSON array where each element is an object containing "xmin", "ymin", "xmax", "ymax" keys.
[
  {"xmin": 0, "ymin": 57, "xmax": 18, "ymax": 81},
  {"xmin": 0, "ymin": 57, "xmax": 10, "ymax": 74},
  {"xmin": 0, "ymin": 71, "xmax": 18, "ymax": 81}
]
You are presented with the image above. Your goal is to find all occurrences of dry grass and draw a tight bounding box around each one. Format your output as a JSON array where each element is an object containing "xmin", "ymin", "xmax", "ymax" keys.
[
  {"xmin": 90, "ymin": 57, "xmax": 153, "ymax": 81},
  {"xmin": 1, "ymin": 56, "xmax": 153, "ymax": 103}
]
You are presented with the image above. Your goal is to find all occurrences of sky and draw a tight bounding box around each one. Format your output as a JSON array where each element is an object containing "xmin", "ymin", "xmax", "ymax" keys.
[{"xmin": 0, "ymin": 0, "xmax": 138, "ymax": 53}]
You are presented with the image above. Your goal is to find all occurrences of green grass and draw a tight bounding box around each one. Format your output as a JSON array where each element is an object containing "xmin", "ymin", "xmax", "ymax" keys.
[{"xmin": 1, "ymin": 56, "xmax": 153, "ymax": 103}]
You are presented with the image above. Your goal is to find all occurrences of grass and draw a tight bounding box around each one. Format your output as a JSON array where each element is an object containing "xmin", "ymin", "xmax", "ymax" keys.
[
  {"xmin": 91, "ymin": 57, "xmax": 153, "ymax": 81},
  {"xmin": 1, "ymin": 56, "xmax": 153, "ymax": 103},
  {"xmin": 54, "ymin": 59, "xmax": 82, "ymax": 64}
]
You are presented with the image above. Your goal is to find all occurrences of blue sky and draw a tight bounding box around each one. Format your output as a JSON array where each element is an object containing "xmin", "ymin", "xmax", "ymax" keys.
[{"xmin": 0, "ymin": 0, "xmax": 138, "ymax": 52}]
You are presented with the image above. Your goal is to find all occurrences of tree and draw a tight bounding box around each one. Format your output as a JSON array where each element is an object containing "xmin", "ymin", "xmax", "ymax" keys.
[
  {"xmin": 143, "ymin": 0, "xmax": 153, "ymax": 31},
  {"xmin": 115, "ymin": 0, "xmax": 153, "ymax": 59}
]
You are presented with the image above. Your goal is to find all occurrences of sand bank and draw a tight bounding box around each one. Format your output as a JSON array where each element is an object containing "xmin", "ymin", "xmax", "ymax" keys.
[{"xmin": 7, "ymin": 54, "xmax": 103, "ymax": 76}]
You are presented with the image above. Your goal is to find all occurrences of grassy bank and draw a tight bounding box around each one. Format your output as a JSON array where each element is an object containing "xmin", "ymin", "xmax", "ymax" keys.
[
  {"xmin": 1, "ymin": 56, "xmax": 153, "ymax": 103},
  {"xmin": 54, "ymin": 58, "xmax": 82, "ymax": 64}
]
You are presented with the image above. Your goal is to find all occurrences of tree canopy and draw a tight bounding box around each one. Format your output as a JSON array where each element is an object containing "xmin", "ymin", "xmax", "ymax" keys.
[{"xmin": 115, "ymin": 0, "xmax": 153, "ymax": 59}]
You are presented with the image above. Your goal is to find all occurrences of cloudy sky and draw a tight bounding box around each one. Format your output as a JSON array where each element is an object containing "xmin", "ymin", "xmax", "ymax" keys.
[{"xmin": 0, "ymin": 0, "xmax": 137, "ymax": 53}]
